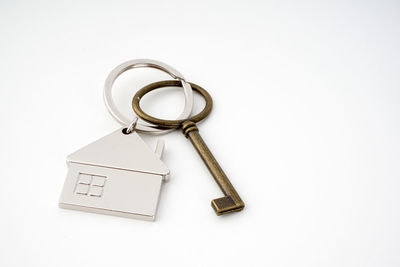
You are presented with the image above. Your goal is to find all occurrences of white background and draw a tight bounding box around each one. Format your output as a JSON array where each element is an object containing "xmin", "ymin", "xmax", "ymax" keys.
[{"xmin": 0, "ymin": 0, "xmax": 399, "ymax": 266}]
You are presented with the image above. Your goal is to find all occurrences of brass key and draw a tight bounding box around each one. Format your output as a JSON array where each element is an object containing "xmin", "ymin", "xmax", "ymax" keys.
[
  {"xmin": 182, "ymin": 121, "xmax": 244, "ymax": 214},
  {"xmin": 132, "ymin": 80, "xmax": 245, "ymax": 215}
]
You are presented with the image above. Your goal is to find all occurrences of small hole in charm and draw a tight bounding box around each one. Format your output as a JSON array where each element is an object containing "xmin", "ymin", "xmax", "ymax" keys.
[{"xmin": 121, "ymin": 128, "xmax": 130, "ymax": 135}]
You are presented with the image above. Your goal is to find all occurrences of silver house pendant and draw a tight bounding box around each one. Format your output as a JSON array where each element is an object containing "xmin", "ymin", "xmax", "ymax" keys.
[
  {"xmin": 59, "ymin": 59, "xmax": 194, "ymax": 221},
  {"xmin": 59, "ymin": 129, "xmax": 169, "ymax": 221}
]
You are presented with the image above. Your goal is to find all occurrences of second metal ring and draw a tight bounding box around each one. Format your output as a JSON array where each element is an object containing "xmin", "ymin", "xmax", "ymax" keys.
[{"xmin": 132, "ymin": 80, "xmax": 213, "ymax": 128}]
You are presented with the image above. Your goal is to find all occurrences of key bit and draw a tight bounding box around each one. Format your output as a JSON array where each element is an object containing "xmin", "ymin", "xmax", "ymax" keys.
[{"xmin": 182, "ymin": 121, "xmax": 245, "ymax": 215}]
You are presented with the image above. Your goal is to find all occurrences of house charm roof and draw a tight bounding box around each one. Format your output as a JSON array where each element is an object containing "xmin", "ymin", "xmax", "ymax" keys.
[{"xmin": 67, "ymin": 128, "xmax": 169, "ymax": 177}]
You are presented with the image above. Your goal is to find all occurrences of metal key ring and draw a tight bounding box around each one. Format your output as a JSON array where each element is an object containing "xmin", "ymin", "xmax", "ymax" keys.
[
  {"xmin": 132, "ymin": 80, "xmax": 213, "ymax": 128},
  {"xmin": 103, "ymin": 59, "xmax": 194, "ymax": 135}
]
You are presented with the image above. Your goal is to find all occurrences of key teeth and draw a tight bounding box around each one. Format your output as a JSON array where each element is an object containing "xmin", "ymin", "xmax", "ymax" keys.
[{"xmin": 211, "ymin": 196, "xmax": 244, "ymax": 215}]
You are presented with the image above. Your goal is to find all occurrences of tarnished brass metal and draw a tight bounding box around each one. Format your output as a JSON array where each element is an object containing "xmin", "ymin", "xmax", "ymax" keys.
[
  {"xmin": 182, "ymin": 121, "xmax": 245, "ymax": 215},
  {"xmin": 132, "ymin": 80, "xmax": 213, "ymax": 128},
  {"xmin": 132, "ymin": 80, "xmax": 245, "ymax": 216}
]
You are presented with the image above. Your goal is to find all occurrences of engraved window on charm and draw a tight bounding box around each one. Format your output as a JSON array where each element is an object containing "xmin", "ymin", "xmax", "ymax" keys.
[{"xmin": 75, "ymin": 173, "xmax": 107, "ymax": 197}]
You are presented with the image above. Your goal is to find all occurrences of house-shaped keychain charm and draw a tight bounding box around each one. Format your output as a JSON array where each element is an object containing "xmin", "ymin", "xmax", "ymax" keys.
[{"xmin": 59, "ymin": 128, "xmax": 169, "ymax": 221}]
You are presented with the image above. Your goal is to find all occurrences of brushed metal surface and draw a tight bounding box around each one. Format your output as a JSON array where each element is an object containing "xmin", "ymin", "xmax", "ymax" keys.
[{"xmin": 59, "ymin": 128, "xmax": 169, "ymax": 220}]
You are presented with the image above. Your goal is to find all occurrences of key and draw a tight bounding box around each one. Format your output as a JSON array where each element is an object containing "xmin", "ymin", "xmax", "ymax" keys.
[
  {"xmin": 132, "ymin": 80, "xmax": 245, "ymax": 216},
  {"xmin": 182, "ymin": 121, "xmax": 245, "ymax": 215}
]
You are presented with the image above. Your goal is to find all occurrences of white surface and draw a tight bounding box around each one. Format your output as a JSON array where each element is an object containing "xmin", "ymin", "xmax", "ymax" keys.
[{"xmin": 0, "ymin": 1, "xmax": 399, "ymax": 266}]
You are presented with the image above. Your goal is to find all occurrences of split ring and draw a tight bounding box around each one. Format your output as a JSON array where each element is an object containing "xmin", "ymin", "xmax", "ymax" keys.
[{"xmin": 103, "ymin": 59, "xmax": 194, "ymax": 135}]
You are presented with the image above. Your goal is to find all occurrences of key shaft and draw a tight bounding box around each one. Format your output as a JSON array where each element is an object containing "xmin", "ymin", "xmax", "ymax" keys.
[{"xmin": 182, "ymin": 121, "xmax": 244, "ymax": 215}]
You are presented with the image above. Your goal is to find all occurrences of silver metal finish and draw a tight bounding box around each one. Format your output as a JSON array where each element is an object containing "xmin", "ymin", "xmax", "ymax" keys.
[
  {"xmin": 125, "ymin": 117, "xmax": 138, "ymax": 134},
  {"xmin": 103, "ymin": 59, "xmax": 194, "ymax": 135},
  {"xmin": 61, "ymin": 59, "xmax": 194, "ymax": 220},
  {"xmin": 59, "ymin": 128, "xmax": 170, "ymax": 221},
  {"xmin": 154, "ymin": 139, "xmax": 165, "ymax": 159}
]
